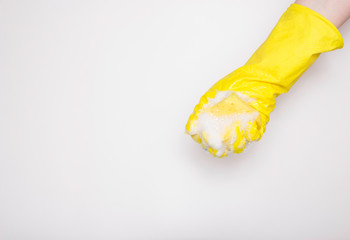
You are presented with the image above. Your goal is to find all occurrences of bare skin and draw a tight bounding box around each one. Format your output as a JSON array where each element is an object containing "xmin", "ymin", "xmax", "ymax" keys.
[{"xmin": 295, "ymin": 0, "xmax": 350, "ymax": 27}]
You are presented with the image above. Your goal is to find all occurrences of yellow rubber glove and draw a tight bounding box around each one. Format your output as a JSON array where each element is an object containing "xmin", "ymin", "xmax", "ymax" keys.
[{"xmin": 186, "ymin": 3, "xmax": 344, "ymax": 157}]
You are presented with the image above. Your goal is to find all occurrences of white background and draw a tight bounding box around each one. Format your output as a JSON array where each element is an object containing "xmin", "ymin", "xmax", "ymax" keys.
[{"xmin": 1, "ymin": 0, "xmax": 350, "ymax": 239}]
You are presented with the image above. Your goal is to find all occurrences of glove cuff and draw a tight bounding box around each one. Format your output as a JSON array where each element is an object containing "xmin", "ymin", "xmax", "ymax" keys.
[{"xmin": 212, "ymin": 3, "xmax": 344, "ymax": 119}]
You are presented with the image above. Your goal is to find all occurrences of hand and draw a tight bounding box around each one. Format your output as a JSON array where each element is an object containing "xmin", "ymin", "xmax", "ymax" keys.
[
  {"xmin": 186, "ymin": 90, "xmax": 264, "ymax": 157},
  {"xmin": 185, "ymin": 3, "xmax": 343, "ymax": 157}
]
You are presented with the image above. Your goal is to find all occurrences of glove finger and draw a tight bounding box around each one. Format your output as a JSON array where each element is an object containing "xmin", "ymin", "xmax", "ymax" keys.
[
  {"xmin": 244, "ymin": 121, "xmax": 261, "ymax": 142},
  {"xmin": 209, "ymin": 147, "xmax": 228, "ymax": 158},
  {"xmin": 185, "ymin": 112, "xmax": 198, "ymax": 134},
  {"xmin": 190, "ymin": 134, "xmax": 202, "ymax": 144},
  {"xmin": 232, "ymin": 123, "xmax": 247, "ymax": 153}
]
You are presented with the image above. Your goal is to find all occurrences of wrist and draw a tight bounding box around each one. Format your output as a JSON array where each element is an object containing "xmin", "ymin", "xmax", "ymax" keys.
[{"xmin": 295, "ymin": 0, "xmax": 350, "ymax": 27}]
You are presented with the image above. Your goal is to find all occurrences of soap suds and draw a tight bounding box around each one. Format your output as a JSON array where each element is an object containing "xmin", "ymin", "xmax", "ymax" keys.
[{"xmin": 188, "ymin": 91, "xmax": 260, "ymax": 157}]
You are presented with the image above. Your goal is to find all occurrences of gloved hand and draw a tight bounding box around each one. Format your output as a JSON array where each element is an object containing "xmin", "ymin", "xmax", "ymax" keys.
[{"xmin": 186, "ymin": 3, "xmax": 344, "ymax": 157}]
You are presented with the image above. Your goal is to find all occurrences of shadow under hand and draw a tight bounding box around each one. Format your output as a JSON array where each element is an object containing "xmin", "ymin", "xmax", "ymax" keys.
[{"xmin": 183, "ymin": 135, "xmax": 262, "ymax": 178}]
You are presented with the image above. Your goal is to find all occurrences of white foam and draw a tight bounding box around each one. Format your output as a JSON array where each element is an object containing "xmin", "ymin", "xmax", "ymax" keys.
[{"xmin": 188, "ymin": 91, "xmax": 259, "ymax": 157}]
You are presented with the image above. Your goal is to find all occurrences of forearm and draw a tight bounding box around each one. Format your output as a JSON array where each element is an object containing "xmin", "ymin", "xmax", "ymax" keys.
[
  {"xmin": 295, "ymin": 0, "xmax": 350, "ymax": 27},
  {"xmin": 186, "ymin": 3, "xmax": 345, "ymax": 157}
]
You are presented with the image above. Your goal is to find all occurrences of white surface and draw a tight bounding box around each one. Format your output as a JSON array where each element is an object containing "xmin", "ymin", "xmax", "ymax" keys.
[{"xmin": 1, "ymin": 0, "xmax": 350, "ymax": 239}]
